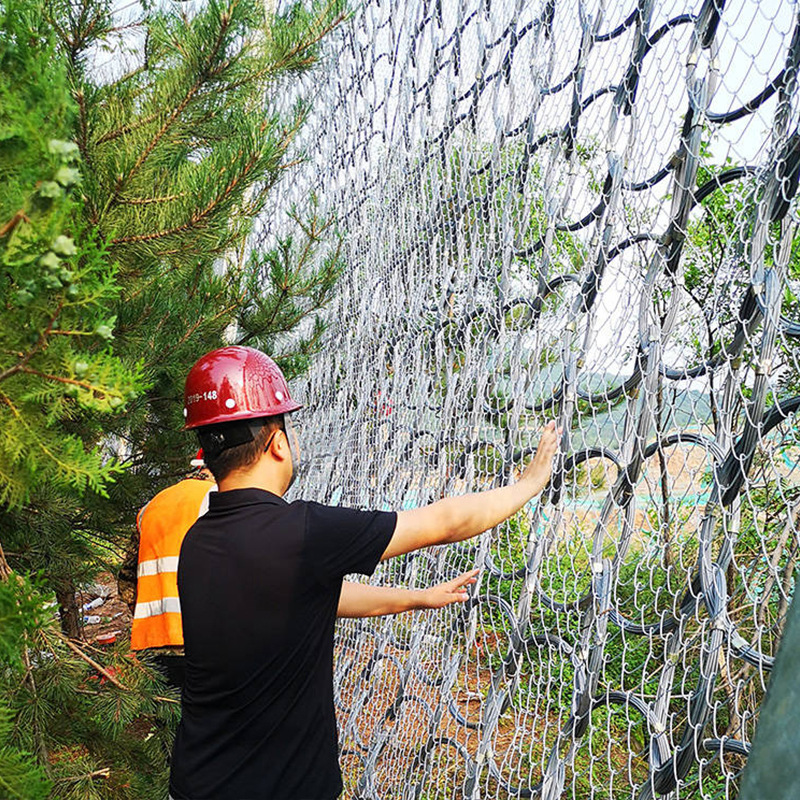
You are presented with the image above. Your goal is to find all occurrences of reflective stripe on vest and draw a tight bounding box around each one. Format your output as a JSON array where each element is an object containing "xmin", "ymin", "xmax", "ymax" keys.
[
  {"xmin": 134, "ymin": 596, "xmax": 182, "ymax": 619},
  {"xmin": 131, "ymin": 479, "xmax": 215, "ymax": 651},
  {"xmin": 137, "ymin": 556, "xmax": 180, "ymax": 578}
]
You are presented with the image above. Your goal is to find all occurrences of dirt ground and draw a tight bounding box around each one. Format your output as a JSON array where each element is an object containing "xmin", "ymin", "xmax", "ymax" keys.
[{"xmin": 74, "ymin": 571, "xmax": 133, "ymax": 646}]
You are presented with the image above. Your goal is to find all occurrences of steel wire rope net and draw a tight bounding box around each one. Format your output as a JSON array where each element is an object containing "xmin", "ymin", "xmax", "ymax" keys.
[{"xmin": 268, "ymin": 0, "xmax": 800, "ymax": 797}]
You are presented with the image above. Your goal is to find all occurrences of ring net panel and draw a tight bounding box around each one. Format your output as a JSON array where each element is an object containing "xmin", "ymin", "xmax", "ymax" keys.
[{"xmin": 270, "ymin": 1, "xmax": 800, "ymax": 797}]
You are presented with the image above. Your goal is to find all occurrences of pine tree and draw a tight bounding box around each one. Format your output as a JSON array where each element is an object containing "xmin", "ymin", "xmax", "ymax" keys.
[
  {"xmin": 0, "ymin": 2, "xmax": 170, "ymax": 795},
  {"xmin": 1, "ymin": 0, "xmax": 346, "ymax": 796},
  {"xmin": 4, "ymin": 0, "xmax": 346, "ymax": 632},
  {"xmin": 57, "ymin": 0, "xmax": 345, "ymax": 519}
]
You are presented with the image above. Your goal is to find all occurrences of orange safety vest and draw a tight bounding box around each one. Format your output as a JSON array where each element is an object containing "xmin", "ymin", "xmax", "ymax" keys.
[{"xmin": 131, "ymin": 478, "xmax": 216, "ymax": 651}]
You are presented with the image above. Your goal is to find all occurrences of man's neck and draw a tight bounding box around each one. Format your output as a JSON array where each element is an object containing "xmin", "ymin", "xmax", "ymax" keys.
[{"xmin": 218, "ymin": 469, "xmax": 285, "ymax": 496}]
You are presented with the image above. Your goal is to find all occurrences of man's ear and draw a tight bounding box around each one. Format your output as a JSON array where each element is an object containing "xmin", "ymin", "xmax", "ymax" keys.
[
  {"xmin": 263, "ymin": 428, "xmax": 287, "ymax": 461},
  {"xmin": 276, "ymin": 429, "xmax": 292, "ymax": 461}
]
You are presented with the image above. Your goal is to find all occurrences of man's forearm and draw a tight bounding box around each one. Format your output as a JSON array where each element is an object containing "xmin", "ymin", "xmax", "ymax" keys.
[
  {"xmin": 383, "ymin": 477, "xmax": 540, "ymax": 560},
  {"xmin": 423, "ymin": 479, "xmax": 538, "ymax": 543},
  {"xmin": 338, "ymin": 582, "xmax": 425, "ymax": 618}
]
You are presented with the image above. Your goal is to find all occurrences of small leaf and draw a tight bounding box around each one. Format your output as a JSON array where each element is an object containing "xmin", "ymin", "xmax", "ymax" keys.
[
  {"xmin": 38, "ymin": 180, "xmax": 62, "ymax": 198},
  {"xmin": 53, "ymin": 166, "xmax": 81, "ymax": 187},
  {"xmin": 95, "ymin": 318, "xmax": 116, "ymax": 340},
  {"xmin": 48, "ymin": 138, "xmax": 80, "ymax": 162},
  {"xmin": 39, "ymin": 251, "xmax": 61, "ymax": 271},
  {"xmin": 51, "ymin": 235, "xmax": 77, "ymax": 256}
]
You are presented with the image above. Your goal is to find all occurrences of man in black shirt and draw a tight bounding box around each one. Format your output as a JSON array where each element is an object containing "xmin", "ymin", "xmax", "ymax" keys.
[{"xmin": 170, "ymin": 346, "xmax": 559, "ymax": 800}]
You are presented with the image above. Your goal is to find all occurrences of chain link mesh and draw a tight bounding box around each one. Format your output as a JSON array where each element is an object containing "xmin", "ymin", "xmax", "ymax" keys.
[{"xmin": 271, "ymin": 1, "xmax": 800, "ymax": 797}]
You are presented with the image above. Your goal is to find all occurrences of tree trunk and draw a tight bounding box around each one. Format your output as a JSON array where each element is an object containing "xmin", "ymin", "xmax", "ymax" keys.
[
  {"xmin": 0, "ymin": 538, "xmax": 10, "ymax": 581},
  {"xmin": 56, "ymin": 582, "xmax": 82, "ymax": 639}
]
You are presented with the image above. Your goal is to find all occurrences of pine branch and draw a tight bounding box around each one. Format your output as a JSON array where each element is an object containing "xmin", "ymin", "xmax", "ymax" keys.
[
  {"xmin": 277, "ymin": 157, "xmax": 305, "ymax": 172},
  {"xmin": 173, "ymin": 301, "xmax": 241, "ymax": 349},
  {"xmin": 21, "ymin": 644, "xmax": 50, "ymax": 776},
  {"xmin": 0, "ymin": 391, "xmax": 119, "ymax": 496},
  {"xmin": 218, "ymin": 5, "xmax": 347, "ymax": 94},
  {"xmin": 116, "ymin": 191, "xmax": 189, "ymax": 206},
  {"xmin": 73, "ymin": 87, "xmax": 91, "ymax": 170},
  {"xmin": 268, "ymin": 1, "xmax": 349, "ymax": 74},
  {"xmin": 17, "ymin": 367, "xmax": 124, "ymax": 401},
  {"xmin": 111, "ymin": 7, "xmax": 232, "ymax": 199},
  {"xmin": 0, "ymin": 210, "xmax": 30, "ymax": 238},
  {"xmin": 64, "ymin": 1, "xmax": 105, "ymax": 54},
  {"xmin": 112, "ymin": 107, "xmax": 306, "ymax": 252},
  {"xmin": 111, "ymin": 147, "xmax": 267, "ymax": 246},
  {"xmin": 61, "ymin": 768, "xmax": 110, "ymax": 783},
  {"xmin": 53, "ymin": 631, "xmax": 127, "ymax": 690},
  {"xmin": 0, "ymin": 303, "xmax": 63, "ymax": 383},
  {"xmin": 94, "ymin": 109, "xmax": 162, "ymax": 146},
  {"xmin": 0, "ymin": 540, "xmax": 10, "ymax": 581}
]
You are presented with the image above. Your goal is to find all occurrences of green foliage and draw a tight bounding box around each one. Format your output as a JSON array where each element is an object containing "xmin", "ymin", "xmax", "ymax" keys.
[
  {"xmin": 0, "ymin": 0, "xmax": 350, "ymax": 622},
  {"xmin": 1, "ymin": 0, "xmax": 347, "ymax": 796},
  {"xmin": 53, "ymin": 0, "xmax": 347, "ymax": 485},
  {"xmin": 0, "ymin": 0, "xmax": 70, "ymax": 207},
  {"xmin": 0, "ymin": 703, "xmax": 51, "ymax": 800},
  {"xmin": 70, "ymin": 0, "xmax": 345, "ymax": 270},
  {"xmin": 0, "ymin": 578, "xmax": 52, "ymax": 799},
  {"xmin": 0, "ymin": 482, "xmax": 111, "ymax": 609},
  {"xmin": 681, "ymin": 138, "xmax": 800, "ymax": 398},
  {"xmin": 1, "ymin": 612, "xmax": 180, "ymax": 800},
  {"xmin": 0, "ymin": 574, "xmax": 48, "ymax": 668},
  {"xmin": 0, "ymin": 0, "xmax": 143, "ymax": 508}
]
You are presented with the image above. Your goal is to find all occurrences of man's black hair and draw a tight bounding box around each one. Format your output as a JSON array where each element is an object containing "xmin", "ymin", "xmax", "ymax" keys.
[{"xmin": 197, "ymin": 416, "xmax": 285, "ymax": 482}]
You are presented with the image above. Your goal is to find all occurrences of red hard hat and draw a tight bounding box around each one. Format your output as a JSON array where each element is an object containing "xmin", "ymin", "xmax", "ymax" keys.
[{"xmin": 183, "ymin": 346, "xmax": 301, "ymax": 430}]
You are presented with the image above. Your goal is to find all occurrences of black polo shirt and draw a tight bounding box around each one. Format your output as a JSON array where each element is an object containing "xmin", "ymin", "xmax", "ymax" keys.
[{"xmin": 169, "ymin": 488, "xmax": 396, "ymax": 800}]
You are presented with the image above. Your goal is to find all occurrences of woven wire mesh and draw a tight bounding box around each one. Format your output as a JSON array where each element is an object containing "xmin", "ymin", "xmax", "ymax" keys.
[{"xmin": 271, "ymin": 1, "xmax": 800, "ymax": 797}]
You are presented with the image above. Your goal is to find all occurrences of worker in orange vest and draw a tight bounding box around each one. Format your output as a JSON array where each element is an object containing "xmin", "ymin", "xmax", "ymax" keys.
[
  {"xmin": 120, "ymin": 451, "xmax": 479, "ymax": 690},
  {"xmin": 117, "ymin": 451, "xmax": 216, "ymax": 688}
]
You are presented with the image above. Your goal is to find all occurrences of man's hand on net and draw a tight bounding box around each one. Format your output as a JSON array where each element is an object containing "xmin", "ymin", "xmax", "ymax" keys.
[
  {"xmin": 419, "ymin": 568, "xmax": 479, "ymax": 609},
  {"xmin": 519, "ymin": 420, "xmax": 561, "ymax": 497}
]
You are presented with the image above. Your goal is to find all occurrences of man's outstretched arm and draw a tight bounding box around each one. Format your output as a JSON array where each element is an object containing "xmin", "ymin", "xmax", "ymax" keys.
[
  {"xmin": 337, "ymin": 569, "xmax": 479, "ymax": 618},
  {"xmin": 383, "ymin": 422, "xmax": 560, "ymax": 561}
]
